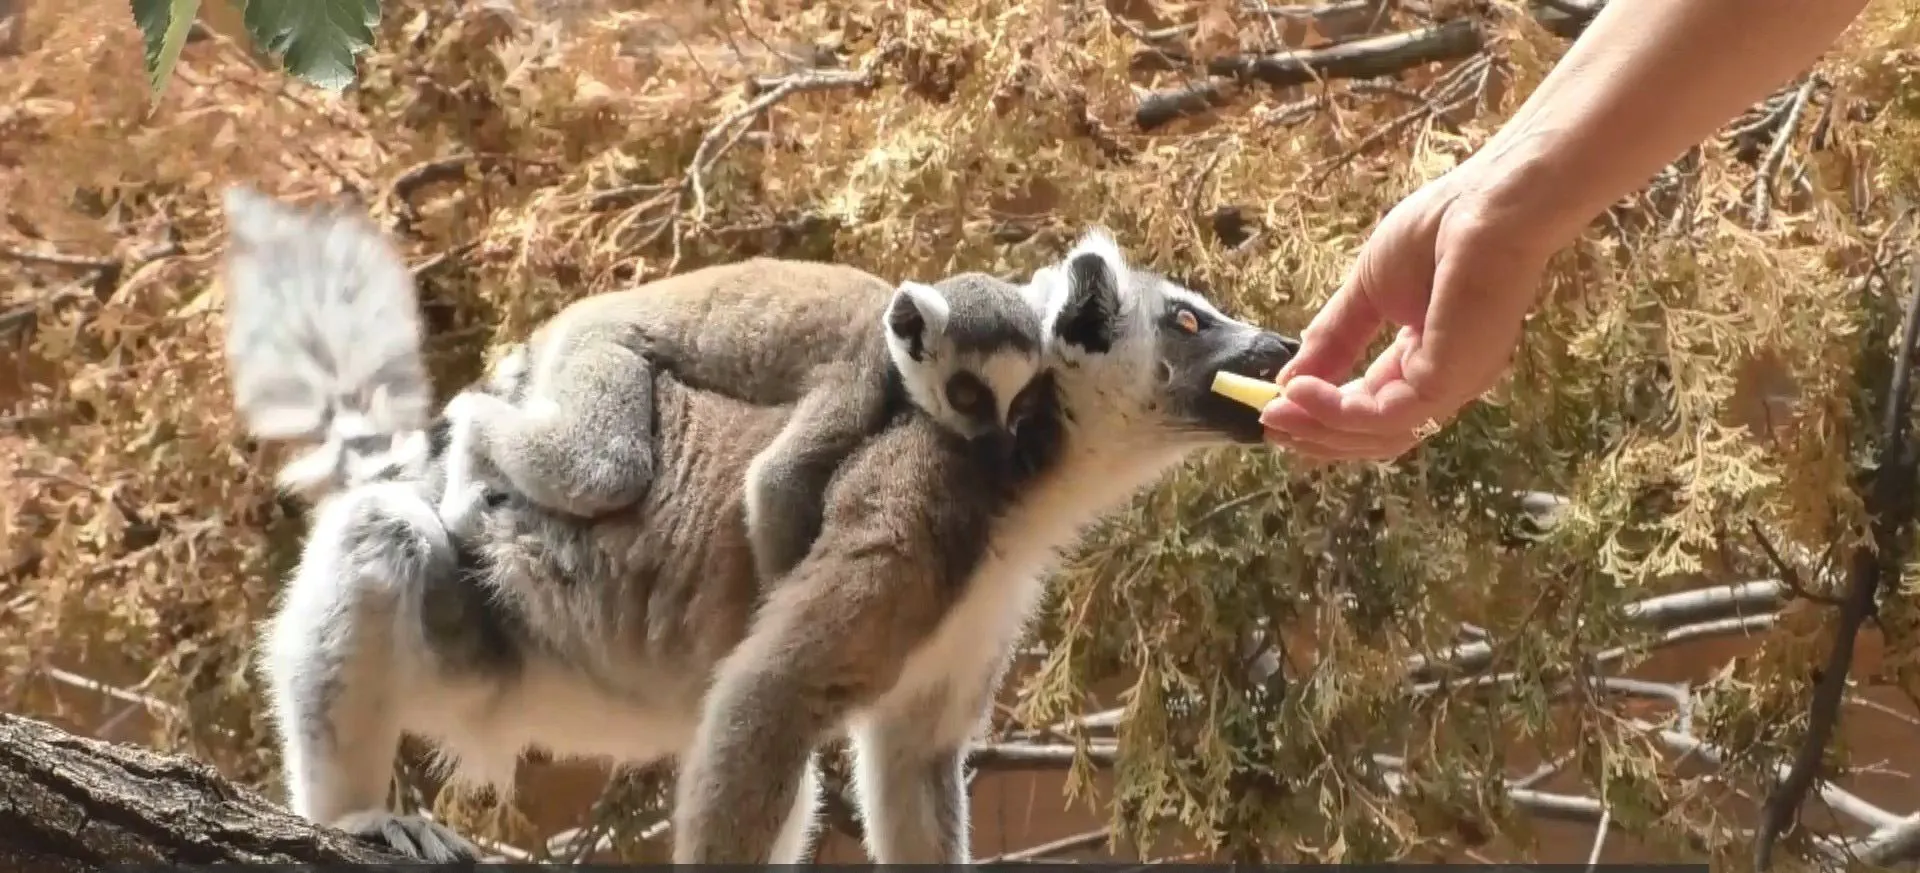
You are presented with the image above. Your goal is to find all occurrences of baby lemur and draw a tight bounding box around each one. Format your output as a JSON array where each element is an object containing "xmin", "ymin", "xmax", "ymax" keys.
[{"xmin": 438, "ymin": 263, "xmax": 1046, "ymax": 584}]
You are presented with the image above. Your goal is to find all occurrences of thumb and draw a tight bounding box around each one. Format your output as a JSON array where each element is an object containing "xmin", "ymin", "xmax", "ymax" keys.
[{"xmin": 1277, "ymin": 270, "xmax": 1385, "ymax": 386}]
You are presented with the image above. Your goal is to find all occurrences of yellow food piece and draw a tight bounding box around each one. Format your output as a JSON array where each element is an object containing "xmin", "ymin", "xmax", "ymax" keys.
[{"xmin": 1210, "ymin": 371, "xmax": 1282, "ymax": 411}]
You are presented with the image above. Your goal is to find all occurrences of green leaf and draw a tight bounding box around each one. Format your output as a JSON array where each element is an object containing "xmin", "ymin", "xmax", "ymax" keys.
[
  {"xmin": 130, "ymin": 0, "xmax": 203, "ymax": 102},
  {"xmin": 238, "ymin": 0, "xmax": 379, "ymax": 93}
]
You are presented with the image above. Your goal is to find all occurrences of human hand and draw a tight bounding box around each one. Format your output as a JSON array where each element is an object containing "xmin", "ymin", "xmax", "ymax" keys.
[{"xmin": 1259, "ymin": 166, "xmax": 1562, "ymax": 461}]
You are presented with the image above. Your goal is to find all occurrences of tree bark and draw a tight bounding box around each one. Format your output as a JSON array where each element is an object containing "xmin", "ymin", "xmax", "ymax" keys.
[{"xmin": 0, "ymin": 713, "xmax": 409, "ymax": 870}]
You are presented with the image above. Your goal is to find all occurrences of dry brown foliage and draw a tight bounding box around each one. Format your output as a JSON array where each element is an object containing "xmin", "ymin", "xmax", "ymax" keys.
[{"xmin": 7, "ymin": 0, "xmax": 1920, "ymax": 866}]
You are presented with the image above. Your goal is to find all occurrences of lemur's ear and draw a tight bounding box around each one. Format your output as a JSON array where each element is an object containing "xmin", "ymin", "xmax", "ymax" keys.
[
  {"xmin": 1049, "ymin": 229, "xmax": 1126, "ymax": 354},
  {"xmin": 884, "ymin": 280, "xmax": 953, "ymax": 362}
]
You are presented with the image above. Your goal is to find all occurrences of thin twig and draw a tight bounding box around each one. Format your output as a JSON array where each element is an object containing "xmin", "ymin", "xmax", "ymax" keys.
[
  {"xmin": 1747, "ymin": 519, "xmax": 1844, "ymax": 606},
  {"xmin": 1750, "ymin": 77, "xmax": 1819, "ymax": 228},
  {"xmin": 1586, "ymin": 808, "xmax": 1612, "ymax": 869},
  {"xmin": 686, "ymin": 66, "xmax": 877, "ymax": 224},
  {"xmin": 0, "ymin": 241, "xmax": 118, "ymax": 271},
  {"xmin": 1756, "ymin": 252, "xmax": 1920, "ymax": 872},
  {"xmin": 986, "ymin": 828, "xmax": 1112, "ymax": 862},
  {"xmin": 0, "ymin": 238, "xmax": 183, "ymax": 341},
  {"xmin": 383, "ymin": 153, "xmax": 554, "ymax": 229}
]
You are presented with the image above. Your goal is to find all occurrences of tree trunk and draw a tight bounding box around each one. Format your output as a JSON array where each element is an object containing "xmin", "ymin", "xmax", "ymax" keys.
[{"xmin": 0, "ymin": 713, "xmax": 407, "ymax": 870}]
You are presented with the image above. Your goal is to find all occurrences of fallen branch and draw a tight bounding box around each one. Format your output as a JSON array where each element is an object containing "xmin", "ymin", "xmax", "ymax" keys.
[
  {"xmin": 1136, "ymin": 19, "xmax": 1483, "ymax": 130},
  {"xmin": 1407, "ymin": 579, "xmax": 1784, "ymax": 681},
  {"xmin": 1755, "ymin": 254, "xmax": 1920, "ymax": 871},
  {"xmin": 1859, "ymin": 814, "xmax": 1920, "ymax": 866},
  {"xmin": 1211, "ymin": 18, "xmax": 1483, "ymax": 88},
  {"xmin": 0, "ymin": 241, "xmax": 118, "ymax": 271},
  {"xmin": 0, "ymin": 712, "xmax": 407, "ymax": 870}
]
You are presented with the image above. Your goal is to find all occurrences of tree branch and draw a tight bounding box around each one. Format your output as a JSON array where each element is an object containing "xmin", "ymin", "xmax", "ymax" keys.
[
  {"xmin": 1756, "ymin": 253, "xmax": 1920, "ymax": 871},
  {"xmin": 0, "ymin": 712, "xmax": 408, "ymax": 870},
  {"xmin": 1137, "ymin": 19, "xmax": 1484, "ymax": 130}
]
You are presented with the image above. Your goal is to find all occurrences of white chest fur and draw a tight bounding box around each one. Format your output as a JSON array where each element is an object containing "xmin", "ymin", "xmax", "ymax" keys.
[{"xmin": 862, "ymin": 437, "xmax": 1183, "ymax": 746}]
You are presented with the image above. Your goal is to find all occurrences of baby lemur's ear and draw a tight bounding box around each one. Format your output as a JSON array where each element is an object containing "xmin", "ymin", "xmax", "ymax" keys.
[
  {"xmin": 1047, "ymin": 229, "xmax": 1126, "ymax": 355},
  {"xmin": 884, "ymin": 280, "xmax": 952, "ymax": 362}
]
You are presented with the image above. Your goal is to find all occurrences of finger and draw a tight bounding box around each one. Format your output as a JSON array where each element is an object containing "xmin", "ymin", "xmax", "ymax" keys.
[
  {"xmin": 1357, "ymin": 329, "xmax": 1413, "ymax": 395},
  {"xmin": 1275, "ymin": 275, "xmax": 1386, "ymax": 386},
  {"xmin": 1271, "ymin": 373, "xmax": 1453, "ymax": 439},
  {"xmin": 1272, "ymin": 430, "xmax": 1421, "ymax": 463},
  {"xmin": 1262, "ymin": 396, "xmax": 1430, "ymax": 454},
  {"xmin": 1395, "ymin": 242, "xmax": 1537, "ymax": 413},
  {"xmin": 1264, "ymin": 339, "xmax": 1412, "ymax": 433}
]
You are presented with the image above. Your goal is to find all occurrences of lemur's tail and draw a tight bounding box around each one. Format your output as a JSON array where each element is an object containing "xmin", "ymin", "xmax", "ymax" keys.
[{"xmin": 219, "ymin": 186, "xmax": 437, "ymax": 500}]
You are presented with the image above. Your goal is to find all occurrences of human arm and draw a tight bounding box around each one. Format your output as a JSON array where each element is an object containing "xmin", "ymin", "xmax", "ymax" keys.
[{"xmin": 1261, "ymin": 0, "xmax": 1875, "ymax": 461}]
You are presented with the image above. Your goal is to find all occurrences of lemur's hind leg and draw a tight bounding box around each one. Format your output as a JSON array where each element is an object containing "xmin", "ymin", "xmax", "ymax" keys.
[
  {"xmin": 743, "ymin": 358, "xmax": 891, "ymax": 585},
  {"xmin": 769, "ymin": 751, "xmax": 824, "ymax": 864},
  {"xmin": 258, "ymin": 482, "xmax": 480, "ymax": 863},
  {"xmin": 848, "ymin": 691, "xmax": 978, "ymax": 863},
  {"xmin": 440, "ymin": 330, "xmax": 657, "ymax": 533}
]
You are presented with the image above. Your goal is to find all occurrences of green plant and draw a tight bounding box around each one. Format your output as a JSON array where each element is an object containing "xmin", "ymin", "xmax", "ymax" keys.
[{"xmin": 129, "ymin": 0, "xmax": 379, "ymax": 98}]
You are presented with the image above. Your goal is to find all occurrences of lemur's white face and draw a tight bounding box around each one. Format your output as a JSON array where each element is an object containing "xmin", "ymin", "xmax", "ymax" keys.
[
  {"xmin": 1028, "ymin": 229, "xmax": 1301, "ymax": 448},
  {"xmin": 882, "ymin": 274, "xmax": 1048, "ymax": 445}
]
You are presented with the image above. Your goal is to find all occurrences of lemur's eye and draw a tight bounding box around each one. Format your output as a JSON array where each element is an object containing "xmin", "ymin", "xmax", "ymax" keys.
[
  {"xmin": 945, "ymin": 373, "xmax": 992, "ymax": 420},
  {"xmin": 1175, "ymin": 308, "xmax": 1201, "ymax": 334}
]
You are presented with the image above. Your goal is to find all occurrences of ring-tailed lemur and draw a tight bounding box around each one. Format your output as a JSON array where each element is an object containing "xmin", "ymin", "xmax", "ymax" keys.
[{"xmin": 231, "ymin": 198, "xmax": 1298, "ymax": 863}]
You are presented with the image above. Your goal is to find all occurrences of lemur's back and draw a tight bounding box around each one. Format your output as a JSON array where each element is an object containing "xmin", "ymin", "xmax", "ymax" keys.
[
  {"xmin": 541, "ymin": 258, "xmax": 897, "ymax": 403},
  {"xmin": 464, "ymin": 365, "xmax": 793, "ymax": 708}
]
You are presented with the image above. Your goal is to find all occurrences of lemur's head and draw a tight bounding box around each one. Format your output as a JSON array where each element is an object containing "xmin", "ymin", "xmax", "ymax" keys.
[
  {"xmin": 882, "ymin": 272, "xmax": 1048, "ymax": 452},
  {"xmin": 1028, "ymin": 229, "xmax": 1300, "ymax": 449}
]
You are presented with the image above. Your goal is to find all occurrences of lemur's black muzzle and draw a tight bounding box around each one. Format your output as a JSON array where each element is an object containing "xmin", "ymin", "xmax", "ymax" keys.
[{"xmin": 1188, "ymin": 329, "xmax": 1301, "ymax": 444}]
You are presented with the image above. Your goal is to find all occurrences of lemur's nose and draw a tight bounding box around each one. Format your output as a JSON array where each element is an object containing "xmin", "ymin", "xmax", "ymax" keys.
[{"xmin": 1244, "ymin": 332, "xmax": 1300, "ymax": 380}]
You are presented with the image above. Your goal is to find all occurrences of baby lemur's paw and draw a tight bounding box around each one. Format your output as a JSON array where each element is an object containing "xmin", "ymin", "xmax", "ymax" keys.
[
  {"xmin": 486, "ymin": 343, "xmax": 530, "ymax": 397},
  {"xmin": 335, "ymin": 810, "xmax": 482, "ymax": 863},
  {"xmin": 438, "ymin": 481, "xmax": 493, "ymax": 540}
]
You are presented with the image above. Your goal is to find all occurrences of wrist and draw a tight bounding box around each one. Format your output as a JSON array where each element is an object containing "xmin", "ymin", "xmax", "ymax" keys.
[{"xmin": 1447, "ymin": 128, "xmax": 1605, "ymax": 260}]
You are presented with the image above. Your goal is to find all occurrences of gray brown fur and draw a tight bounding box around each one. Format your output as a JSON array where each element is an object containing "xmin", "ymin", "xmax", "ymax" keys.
[
  {"xmin": 743, "ymin": 272, "xmax": 1044, "ymax": 582},
  {"xmin": 438, "ymin": 261, "xmax": 1046, "ymax": 586}
]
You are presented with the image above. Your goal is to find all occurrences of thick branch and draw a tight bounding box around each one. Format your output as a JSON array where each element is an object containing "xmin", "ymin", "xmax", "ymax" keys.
[
  {"xmin": 0, "ymin": 713, "xmax": 407, "ymax": 870},
  {"xmin": 1407, "ymin": 579, "xmax": 1784, "ymax": 681},
  {"xmin": 1137, "ymin": 19, "xmax": 1484, "ymax": 130},
  {"xmin": 1135, "ymin": 0, "xmax": 1611, "ymax": 131},
  {"xmin": 1210, "ymin": 19, "xmax": 1484, "ymax": 88}
]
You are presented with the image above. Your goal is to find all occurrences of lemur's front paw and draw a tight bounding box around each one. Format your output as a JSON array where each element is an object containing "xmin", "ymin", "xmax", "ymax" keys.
[
  {"xmin": 441, "ymin": 390, "xmax": 482, "ymax": 424},
  {"xmin": 336, "ymin": 810, "xmax": 482, "ymax": 863},
  {"xmin": 437, "ymin": 482, "xmax": 491, "ymax": 539},
  {"xmin": 487, "ymin": 343, "xmax": 530, "ymax": 396}
]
